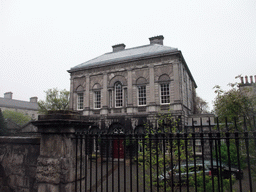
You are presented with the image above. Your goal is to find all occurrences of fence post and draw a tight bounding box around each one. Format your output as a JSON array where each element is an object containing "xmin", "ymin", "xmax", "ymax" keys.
[{"xmin": 32, "ymin": 112, "xmax": 92, "ymax": 192}]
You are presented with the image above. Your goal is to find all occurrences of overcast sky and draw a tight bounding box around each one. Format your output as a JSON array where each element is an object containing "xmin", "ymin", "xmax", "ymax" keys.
[{"xmin": 1, "ymin": 0, "xmax": 255, "ymax": 111}]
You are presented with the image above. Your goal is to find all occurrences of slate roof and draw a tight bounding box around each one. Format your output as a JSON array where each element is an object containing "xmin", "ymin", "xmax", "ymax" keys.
[
  {"xmin": 69, "ymin": 44, "xmax": 179, "ymax": 72},
  {"xmin": 0, "ymin": 97, "xmax": 38, "ymax": 111}
]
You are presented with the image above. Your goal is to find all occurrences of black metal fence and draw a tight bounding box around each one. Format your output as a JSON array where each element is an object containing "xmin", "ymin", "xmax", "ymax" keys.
[{"xmin": 74, "ymin": 117, "xmax": 256, "ymax": 192}]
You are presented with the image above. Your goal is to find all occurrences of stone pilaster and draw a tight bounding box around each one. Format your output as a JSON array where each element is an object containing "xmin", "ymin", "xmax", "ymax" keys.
[
  {"xmin": 101, "ymin": 73, "xmax": 108, "ymax": 114},
  {"xmin": 127, "ymin": 69, "xmax": 133, "ymax": 113},
  {"xmin": 85, "ymin": 75, "xmax": 90, "ymax": 109}
]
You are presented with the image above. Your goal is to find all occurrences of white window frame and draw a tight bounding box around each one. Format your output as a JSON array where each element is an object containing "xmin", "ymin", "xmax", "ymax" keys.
[
  {"xmin": 94, "ymin": 91, "xmax": 101, "ymax": 109},
  {"xmin": 115, "ymin": 82, "xmax": 123, "ymax": 108},
  {"xmin": 160, "ymin": 83, "xmax": 170, "ymax": 104},
  {"xmin": 138, "ymin": 85, "xmax": 146, "ymax": 106},
  {"xmin": 77, "ymin": 92, "xmax": 84, "ymax": 110}
]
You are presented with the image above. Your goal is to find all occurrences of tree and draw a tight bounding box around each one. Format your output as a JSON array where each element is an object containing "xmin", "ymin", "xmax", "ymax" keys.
[
  {"xmin": 194, "ymin": 95, "xmax": 209, "ymax": 114},
  {"xmin": 213, "ymin": 82, "xmax": 256, "ymax": 123},
  {"xmin": 213, "ymin": 79, "xmax": 256, "ymax": 180},
  {"xmin": 38, "ymin": 88, "xmax": 70, "ymax": 114},
  {"xmin": 0, "ymin": 109, "xmax": 7, "ymax": 135},
  {"xmin": 2, "ymin": 110, "xmax": 31, "ymax": 126}
]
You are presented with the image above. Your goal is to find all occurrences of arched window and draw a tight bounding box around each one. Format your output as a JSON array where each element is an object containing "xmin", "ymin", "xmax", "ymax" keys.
[{"xmin": 115, "ymin": 82, "xmax": 123, "ymax": 107}]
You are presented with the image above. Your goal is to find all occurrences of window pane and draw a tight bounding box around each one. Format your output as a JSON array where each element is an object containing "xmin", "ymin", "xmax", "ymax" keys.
[
  {"xmin": 115, "ymin": 83, "xmax": 123, "ymax": 107},
  {"xmin": 77, "ymin": 93, "xmax": 84, "ymax": 110},
  {"xmin": 94, "ymin": 91, "xmax": 101, "ymax": 109},
  {"xmin": 160, "ymin": 84, "xmax": 170, "ymax": 104},
  {"xmin": 138, "ymin": 85, "xmax": 146, "ymax": 106}
]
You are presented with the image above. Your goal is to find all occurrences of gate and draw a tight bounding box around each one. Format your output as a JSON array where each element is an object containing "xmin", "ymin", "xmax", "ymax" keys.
[{"xmin": 74, "ymin": 116, "xmax": 256, "ymax": 192}]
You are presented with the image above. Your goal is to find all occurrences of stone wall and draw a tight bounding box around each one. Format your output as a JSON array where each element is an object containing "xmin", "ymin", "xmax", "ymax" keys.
[{"xmin": 0, "ymin": 136, "xmax": 40, "ymax": 192}]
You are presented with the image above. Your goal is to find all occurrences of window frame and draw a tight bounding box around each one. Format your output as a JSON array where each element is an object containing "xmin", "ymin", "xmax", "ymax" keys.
[
  {"xmin": 77, "ymin": 92, "xmax": 84, "ymax": 110},
  {"xmin": 115, "ymin": 82, "xmax": 123, "ymax": 108},
  {"xmin": 137, "ymin": 85, "xmax": 146, "ymax": 106},
  {"xmin": 94, "ymin": 90, "xmax": 101, "ymax": 109},
  {"xmin": 160, "ymin": 83, "xmax": 170, "ymax": 104}
]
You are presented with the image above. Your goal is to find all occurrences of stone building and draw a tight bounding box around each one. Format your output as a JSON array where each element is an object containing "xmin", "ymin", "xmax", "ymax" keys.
[
  {"xmin": 68, "ymin": 35, "xmax": 197, "ymax": 132},
  {"xmin": 239, "ymin": 75, "xmax": 256, "ymax": 96},
  {"xmin": 0, "ymin": 92, "xmax": 39, "ymax": 120}
]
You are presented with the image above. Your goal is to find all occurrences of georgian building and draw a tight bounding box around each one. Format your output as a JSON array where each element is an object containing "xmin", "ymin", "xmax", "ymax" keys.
[
  {"xmin": 68, "ymin": 35, "xmax": 197, "ymax": 132},
  {"xmin": 0, "ymin": 92, "xmax": 38, "ymax": 120}
]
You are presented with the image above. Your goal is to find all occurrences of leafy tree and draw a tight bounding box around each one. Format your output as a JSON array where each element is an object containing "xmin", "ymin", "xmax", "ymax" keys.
[
  {"xmin": 213, "ymin": 82, "xmax": 256, "ymax": 123},
  {"xmin": 38, "ymin": 88, "xmax": 70, "ymax": 114},
  {"xmin": 0, "ymin": 109, "xmax": 8, "ymax": 135},
  {"xmin": 2, "ymin": 110, "xmax": 31, "ymax": 126},
  {"xmin": 213, "ymin": 78, "xmax": 256, "ymax": 180},
  {"xmin": 194, "ymin": 94, "xmax": 209, "ymax": 114}
]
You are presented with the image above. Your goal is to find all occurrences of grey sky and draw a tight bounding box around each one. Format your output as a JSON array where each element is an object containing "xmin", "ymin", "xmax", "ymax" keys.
[{"xmin": 1, "ymin": 0, "xmax": 255, "ymax": 111}]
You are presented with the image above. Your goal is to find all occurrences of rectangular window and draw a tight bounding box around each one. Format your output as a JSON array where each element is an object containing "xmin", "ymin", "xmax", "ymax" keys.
[
  {"xmin": 160, "ymin": 83, "xmax": 170, "ymax": 104},
  {"xmin": 94, "ymin": 91, "xmax": 101, "ymax": 109},
  {"xmin": 138, "ymin": 85, "xmax": 146, "ymax": 106},
  {"xmin": 77, "ymin": 93, "xmax": 84, "ymax": 110}
]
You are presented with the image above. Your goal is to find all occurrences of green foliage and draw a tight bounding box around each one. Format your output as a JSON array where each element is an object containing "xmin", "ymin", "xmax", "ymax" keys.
[
  {"xmin": 2, "ymin": 110, "xmax": 31, "ymax": 126},
  {"xmin": 137, "ymin": 112, "xmax": 193, "ymax": 190},
  {"xmin": 0, "ymin": 109, "xmax": 8, "ymax": 135},
  {"xmin": 189, "ymin": 173, "xmax": 233, "ymax": 192},
  {"xmin": 213, "ymin": 82, "xmax": 256, "ymax": 122},
  {"xmin": 213, "ymin": 140, "xmax": 246, "ymax": 169},
  {"xmin": 38, "ymin": 88, "xmax": 70, "ymax": 114}
]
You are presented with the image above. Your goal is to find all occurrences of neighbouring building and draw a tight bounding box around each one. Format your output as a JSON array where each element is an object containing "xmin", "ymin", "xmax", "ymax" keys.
[
  {"xmin": 239, "ymin": 75, "xmax": 256, "ymax": 96},
  {"xmin": 68, "ymin": 35, "xmax": 197, "ymax": 133},
  {"xmin": 0, "ymin": 92, "xmax": 39, "ymax": 120}
]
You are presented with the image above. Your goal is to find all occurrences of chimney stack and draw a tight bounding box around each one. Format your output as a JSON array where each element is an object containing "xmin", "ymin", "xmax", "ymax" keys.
[
  {"xmin": 149, "ymin": 35, "xmax": 164, "ymax": 45},
  {"xmin": 4, "ymin": 92, "xmax": 13, "ymax": 99},
  {"xmin": 112, "ymin": 44, "xmax": 126, "ymax": 52},
  {"xmin": 30, "ymin": 97, "xmax": 38, "ymax": 103},
  {"xmin": 240, "ymin": 76, "xmax": 244, "ymax": 84},
  {"xmin": 245, "ymin": 75, "xmax": 248, "ymax": 84}
]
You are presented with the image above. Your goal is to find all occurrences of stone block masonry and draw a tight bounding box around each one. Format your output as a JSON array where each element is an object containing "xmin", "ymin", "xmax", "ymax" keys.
[{"xmin": 0, "ymin": 136, "xmax": 40, "ymax": 192}]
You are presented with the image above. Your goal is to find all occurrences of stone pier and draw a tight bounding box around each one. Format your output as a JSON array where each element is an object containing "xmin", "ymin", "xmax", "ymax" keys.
[{"xmin": 32, "ymin": 112, "xmax": 93, "ymax": 192}]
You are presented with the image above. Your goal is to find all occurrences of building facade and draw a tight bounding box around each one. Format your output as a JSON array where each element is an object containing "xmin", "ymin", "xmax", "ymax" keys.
[
  {"xmin": 0, "ymin": 92, "xmax": 39, "ymax": 120},
  {"xmin": 68, "ymin": 36, "xmax": 197, "ymax": 132}
]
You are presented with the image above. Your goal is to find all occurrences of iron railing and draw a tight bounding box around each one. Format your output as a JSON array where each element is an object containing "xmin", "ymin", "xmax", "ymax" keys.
[{"xmin": 74, "ymin": 117, "xmax": 256, "ymax": 192}]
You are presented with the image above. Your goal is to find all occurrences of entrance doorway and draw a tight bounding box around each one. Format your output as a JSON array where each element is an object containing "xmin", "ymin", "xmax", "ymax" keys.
[{"xmin": 113, "ymin": 139, "xmax": 124, "ymax": 158}]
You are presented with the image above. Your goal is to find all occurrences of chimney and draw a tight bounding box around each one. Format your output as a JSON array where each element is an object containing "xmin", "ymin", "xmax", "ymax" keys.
[
  {"xmin": 149, "ymin": 35, "xmax": 164, "ymax": 45},
  {"xmin": 250, "ymin": 76, "xmax": 253, "ymax": 83},
  {"xmin": 240, "ymin": 76, "xmax": 244, "ymax": 84},
  {"xmin": 245, "ymin": 75, "xmax": 248, "ymax": 84},
  {"xmin": 4, "ymin": 92, "xmax": 13, "ymax": 99},
  {"xmin": 30, "ymin": 97, "xmax": 38, "ymax": 103},
  {"xmin": 112, "ymin": 44, "xmax": 126, "ymax": 52}
]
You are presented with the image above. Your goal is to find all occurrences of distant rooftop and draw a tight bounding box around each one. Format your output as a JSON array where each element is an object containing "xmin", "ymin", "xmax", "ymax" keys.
[
  {"xmin": 68, "ymin": 35, "xmax": 179, "ymax": 72},
  {"xmin": 0, "ymin": 92, "xmax": 38, "ymax": 111}
]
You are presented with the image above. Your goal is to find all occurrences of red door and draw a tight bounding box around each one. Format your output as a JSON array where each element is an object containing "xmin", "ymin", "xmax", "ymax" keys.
[{"xmin": 113, "ymin": 139, "xmax": 124, "ymax": 158}]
